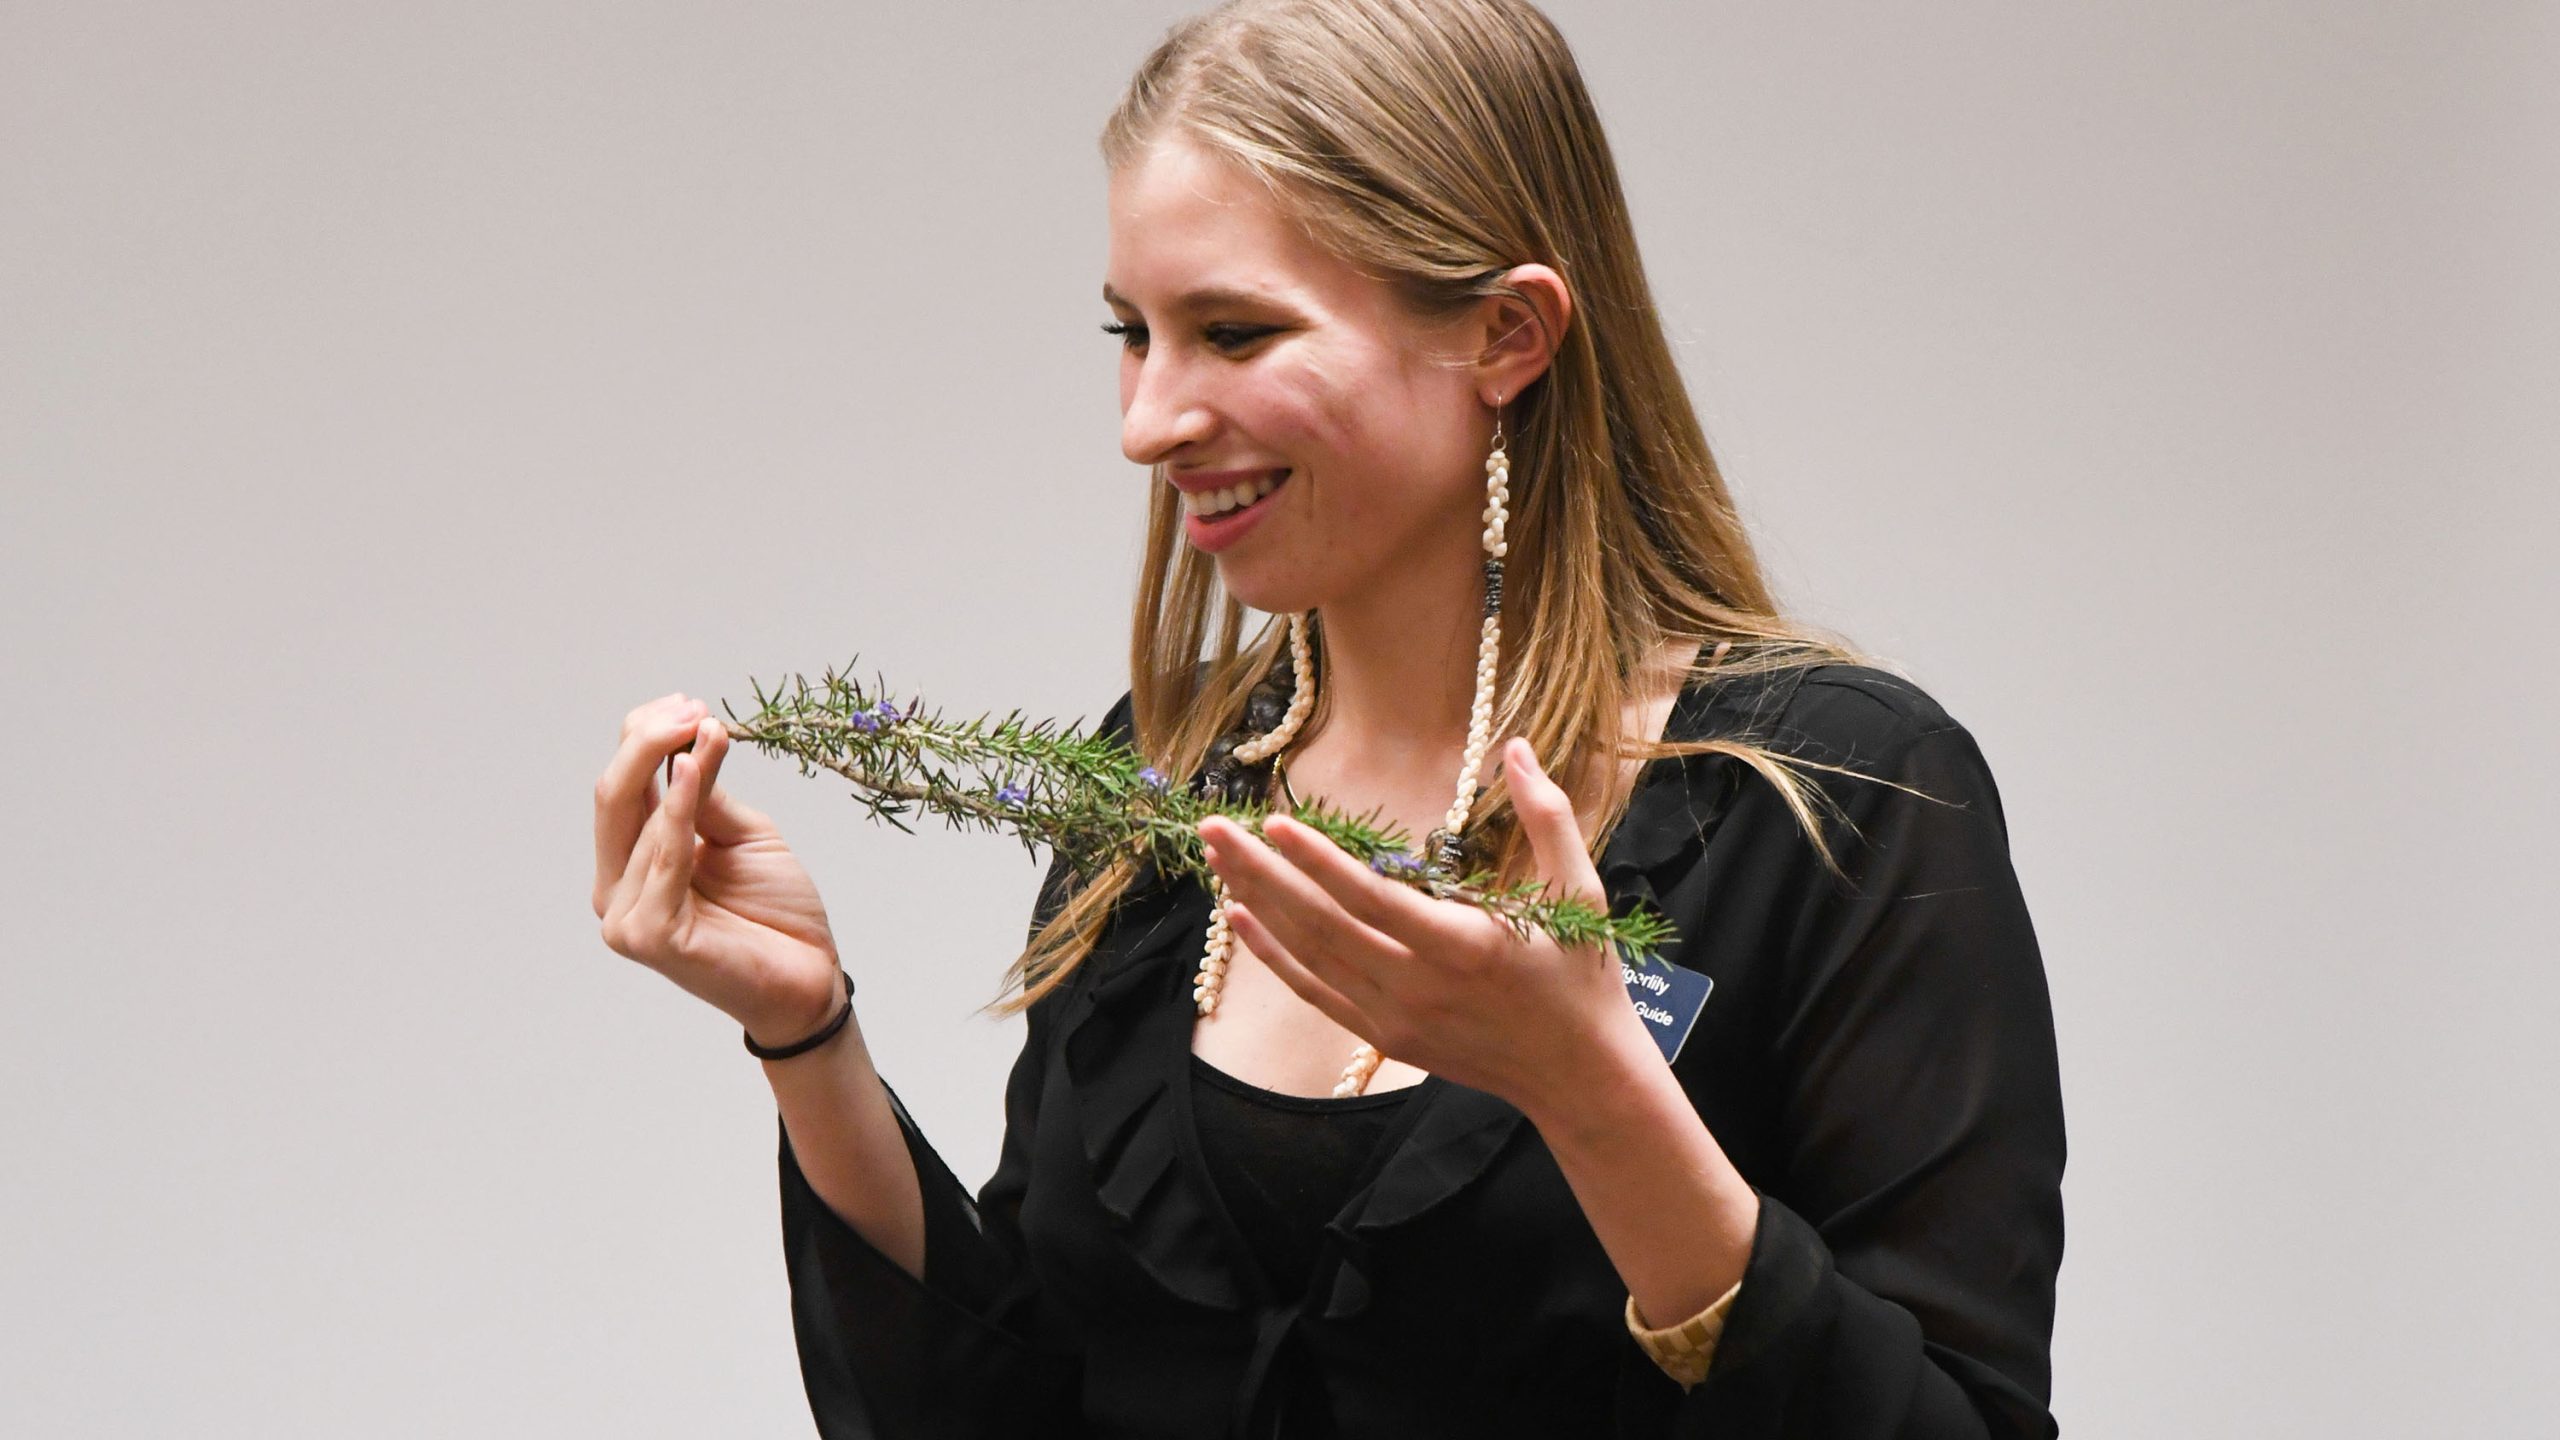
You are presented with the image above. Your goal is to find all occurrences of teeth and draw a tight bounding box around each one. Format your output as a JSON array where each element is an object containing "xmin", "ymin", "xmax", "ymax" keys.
[{"xmin": 1183, "ymin": 471, "xmax": 1285, "ymax": 517}]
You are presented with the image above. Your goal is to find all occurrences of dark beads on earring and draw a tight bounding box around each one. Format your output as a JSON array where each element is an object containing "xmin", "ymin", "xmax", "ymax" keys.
[
  {"xmin": 1243, "ymin": 686, "xmax": 1288, "ymax": 732},
  {"xmin": 1199, "ymin": 631, "xmax": 1307, "ymax": 803},
  {"xmin": 1208, "ymin": 761, "xmax": 1271, "ymax": 804},
  {"xmin": 1243, "ymin": 653, "xmax": 1297, "ymax": 729},
  {"xmin": 1197, "ymin": 730, "xmax": 1251, "ymax": 803}
]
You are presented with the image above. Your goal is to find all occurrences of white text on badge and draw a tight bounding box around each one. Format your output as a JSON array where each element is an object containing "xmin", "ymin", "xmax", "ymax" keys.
[{"xmin": 1620, "ymin": 962, "xmax": 1670, "ymax": 996}]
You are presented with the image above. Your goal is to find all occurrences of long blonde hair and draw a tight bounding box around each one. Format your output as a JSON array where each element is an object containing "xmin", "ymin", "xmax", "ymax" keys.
[{"xmin": 996, "ymin": 0, "xmax": 1880, "ymax": 1014}]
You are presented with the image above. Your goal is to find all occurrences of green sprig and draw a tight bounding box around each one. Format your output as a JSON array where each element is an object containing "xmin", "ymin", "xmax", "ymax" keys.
[{"xmin": 701, "ymin": 659, "xmax": 1678, "ymax": 968}]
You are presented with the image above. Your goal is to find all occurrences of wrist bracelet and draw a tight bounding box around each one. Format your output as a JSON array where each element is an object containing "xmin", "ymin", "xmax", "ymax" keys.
[{"xmin": 743, "ymin": 966, "xmax": 855, "ymax": 1060}]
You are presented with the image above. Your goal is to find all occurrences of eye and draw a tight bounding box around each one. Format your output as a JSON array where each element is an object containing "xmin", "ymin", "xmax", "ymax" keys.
[
  {"xmin": 1098, "ymin": 322, "xmax": 1276, "ymax": 354},
  {"xmin": 1205, "ymin": 324, "xmax": 1278, "ymax": 353}
]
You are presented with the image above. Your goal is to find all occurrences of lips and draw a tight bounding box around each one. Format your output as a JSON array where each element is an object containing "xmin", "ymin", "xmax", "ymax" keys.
[{"xmin": 1178, "ymin": 469, "xmax": 1292, "ymax": 553}]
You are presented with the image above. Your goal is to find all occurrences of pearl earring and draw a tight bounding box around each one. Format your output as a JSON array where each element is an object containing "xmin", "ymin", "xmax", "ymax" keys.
[{"xmin": 1191, "ymin": 399, "xmax": 1513, "ymax": 1097}]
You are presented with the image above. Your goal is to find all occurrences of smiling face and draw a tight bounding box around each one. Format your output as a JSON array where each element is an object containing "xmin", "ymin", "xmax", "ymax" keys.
[{"xmin": 1105, "ymin": 134, "xmax": 1489, "ymax": 620}]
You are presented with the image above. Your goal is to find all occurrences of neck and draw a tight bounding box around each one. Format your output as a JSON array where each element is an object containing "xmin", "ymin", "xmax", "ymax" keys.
[{"xmin": 1304, "ymin": 527, "xmax": 1489, "ymax": 778}]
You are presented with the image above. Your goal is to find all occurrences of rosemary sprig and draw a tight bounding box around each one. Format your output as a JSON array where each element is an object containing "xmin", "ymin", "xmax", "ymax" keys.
[{"xmin": 700, "ymin": 659, "xmax": 1678, "ymax": 968}]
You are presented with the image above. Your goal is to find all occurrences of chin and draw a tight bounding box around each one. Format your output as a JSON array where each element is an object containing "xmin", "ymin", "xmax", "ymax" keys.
[{"xmin": 1212, "ymin": 560, "xmax": 1324, "ymax": 619}]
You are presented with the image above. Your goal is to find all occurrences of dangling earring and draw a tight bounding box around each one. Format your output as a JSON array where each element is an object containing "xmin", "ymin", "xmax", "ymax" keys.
[
  {"xmin": 1433, "ymin": 399, "xmax": 1510, "ymax": 872},
  {"xmin": 1192, "ymin": 397, "xmax": 1513, "ymax": 1097}
]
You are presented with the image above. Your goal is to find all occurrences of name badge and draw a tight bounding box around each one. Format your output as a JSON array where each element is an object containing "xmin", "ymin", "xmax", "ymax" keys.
[{"xmin": 1618, "ymin": 942, "xmax": 1714, "ymax": 1065}]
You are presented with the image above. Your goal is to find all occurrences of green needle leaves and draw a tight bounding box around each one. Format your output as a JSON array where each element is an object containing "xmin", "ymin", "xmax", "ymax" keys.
[{"xmin": 709, "ymin": 659, "xmax": 1678, "ymax": 969}]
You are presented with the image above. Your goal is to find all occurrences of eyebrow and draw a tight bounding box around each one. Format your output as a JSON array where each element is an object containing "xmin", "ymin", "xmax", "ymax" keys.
[{"xmin": 1100, "ymin": 282, "xmax": 1288, "ymax": 313}]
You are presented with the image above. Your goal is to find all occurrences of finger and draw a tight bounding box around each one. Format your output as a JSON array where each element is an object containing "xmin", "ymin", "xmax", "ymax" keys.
[
  {"xmin": 1203, "ymin": 817, "xmax": 1413, "ymax": 994},
  {"xmin": 593, "ymin": 699, "xmax": 708, "ymax": 911},
  {"xmin": 622, "ymin": 748, "xmax": 705, "ymax": 948},
  {"xmin": 619, "ymin": 691, "xmax": 690, "ymax": 741},
  {"xmin": 681, "ymin": 717, "xmax": 773, "ymax": 846},
  {"xmin": 1223, "ymin": 898, "xmax": 1386, "ymax": 1048},
  {"xmin": 601, "ymin": 748, "xmax": 683, "ymax": 946},
  {"xmin": 1257, "ymin": 812, "xmax": 1469, "ymax": 953},
  {"xmin": 602, "ymin": 694, "xmax": 699, "ymax": 830},
  {"xmin": 696, "ymin": 774, "xmax": 776, "ymax": 847},
  {"xmin": 599, "ymin": 707, "xmax": 711, "ymax": 922},
  {"xmin": 1504, "ymin": 739, "xmax": 1608, "ymax": 907}
]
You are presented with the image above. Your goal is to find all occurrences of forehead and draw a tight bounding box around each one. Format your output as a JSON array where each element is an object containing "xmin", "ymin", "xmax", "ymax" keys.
[{"xmin": 1103, "ymin": 137, "xmax": 1360, "ymax": 314}]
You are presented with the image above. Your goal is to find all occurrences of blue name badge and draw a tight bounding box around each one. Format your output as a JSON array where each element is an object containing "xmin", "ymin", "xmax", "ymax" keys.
[{"xmin": 1618, "ymin": 942, "xmax": 1714, "ymax": 1065}]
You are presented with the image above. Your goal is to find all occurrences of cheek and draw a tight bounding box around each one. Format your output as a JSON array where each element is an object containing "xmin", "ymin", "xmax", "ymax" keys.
[
  {"xmin": 1235, "ymin": 367, "xmax": 1357, "ymax": 492},
  {"xmin": 1241, "ymin": 339, "xmax": 1476, "ymax": 548},
  {"xmin": 1264, "ymin": 353, "xmax": 1418, "ymax": 494}
]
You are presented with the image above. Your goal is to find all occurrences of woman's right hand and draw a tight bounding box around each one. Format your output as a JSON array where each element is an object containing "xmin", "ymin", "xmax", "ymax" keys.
[{"xmin": 593, "ymin": 693, "xmax": 848, "ymax": 1048}]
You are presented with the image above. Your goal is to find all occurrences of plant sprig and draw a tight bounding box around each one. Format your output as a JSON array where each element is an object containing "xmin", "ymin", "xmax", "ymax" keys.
[{"xmin": 702, "ymin": 658, "xmax": 1678, "ymax": 968}]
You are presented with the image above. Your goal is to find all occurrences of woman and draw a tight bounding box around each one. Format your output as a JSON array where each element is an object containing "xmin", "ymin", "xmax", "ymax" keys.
[{"xmin": 591, "ymin": 1, "xmax": 2065, "ymax": 1435}]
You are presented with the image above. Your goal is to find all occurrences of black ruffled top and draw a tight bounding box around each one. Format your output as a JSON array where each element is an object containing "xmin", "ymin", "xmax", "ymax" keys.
[
  {"xmin": 1189, "ymin": 1055, "xmax": 1419, "ymax": 1303},
  {"xmin": 773, "ymin": 656, "xmax": 2068, "ymax": 1439}
]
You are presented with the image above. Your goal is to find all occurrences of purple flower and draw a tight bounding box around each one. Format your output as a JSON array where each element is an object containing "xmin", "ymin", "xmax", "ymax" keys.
[
  {"xmin": 873, "ymin": 699, "xmax": 901, "ymax": 724},
  {"xmin": 995, "ymin": 783, "xmax": 1030, "ymax": 807},
  {"xmin": 1369, "ymin": 851, "xmax": 1425, "ymax": 878},
  {"xmin": 1137, "ymin": 766, "xmax": 1168, "ymax": 793},
  {"xmin": 849, "ymin": 709, "xmax": 880, "ymax": 734}
]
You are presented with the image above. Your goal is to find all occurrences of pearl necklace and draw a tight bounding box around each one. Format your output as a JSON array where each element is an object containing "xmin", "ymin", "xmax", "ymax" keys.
[{"xmin": 1192, "ymin": 417, "xmax": 1512, "ymax": 1097}]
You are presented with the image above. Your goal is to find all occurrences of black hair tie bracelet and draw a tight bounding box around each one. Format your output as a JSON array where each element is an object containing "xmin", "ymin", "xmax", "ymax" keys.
[{"xmin": 743, "ymin": 966, "xmax": 855, "ymax": 1060}]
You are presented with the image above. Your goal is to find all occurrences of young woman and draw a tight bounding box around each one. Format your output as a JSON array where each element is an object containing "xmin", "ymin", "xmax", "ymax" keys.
[{"xmin": 592, "ymin": 1, "xmax": 2065, "ymax": 1435}]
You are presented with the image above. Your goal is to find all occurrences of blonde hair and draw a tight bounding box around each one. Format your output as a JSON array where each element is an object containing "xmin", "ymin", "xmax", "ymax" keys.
[{"xmin": 996, "ymin": 0, "xmax": 1883, "ymax": 1014}]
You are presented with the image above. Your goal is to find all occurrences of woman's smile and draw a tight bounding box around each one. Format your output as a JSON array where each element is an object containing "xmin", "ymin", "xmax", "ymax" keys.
[{"xmin": 1177, "ymin": 469, "xmax": 1293, "ymax": 551}]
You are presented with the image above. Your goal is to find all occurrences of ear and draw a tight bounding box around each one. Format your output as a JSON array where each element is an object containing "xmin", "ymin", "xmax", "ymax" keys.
[{"xmin": 1468, "ymin": 263, "xmax": 1573, "ymax": 405}]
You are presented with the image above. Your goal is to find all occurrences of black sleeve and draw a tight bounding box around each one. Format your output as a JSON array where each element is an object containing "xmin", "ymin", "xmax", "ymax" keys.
[
  {"xmin": 774, "ymin": 692, "xmax": 1136, "ymax": 1438},
  {"xmin": 1668, "ymin": 720, "xmax": 2068, "ymax": 1440}
]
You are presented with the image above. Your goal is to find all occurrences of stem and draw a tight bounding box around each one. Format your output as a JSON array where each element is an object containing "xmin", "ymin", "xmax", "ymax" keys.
[{"xmin": 695, "ymin": 664, "xmax": 1683, "ymax": 968}]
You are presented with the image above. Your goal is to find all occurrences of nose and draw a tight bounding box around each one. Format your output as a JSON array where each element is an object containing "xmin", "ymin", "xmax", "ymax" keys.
[{"xmin": 1120, "ymin": 350, "xmax": 1216, "ymax": 468}]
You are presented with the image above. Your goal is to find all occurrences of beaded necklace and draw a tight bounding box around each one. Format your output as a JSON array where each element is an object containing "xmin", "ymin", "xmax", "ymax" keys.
[{"xmin": 1190, "ymin": 411, "xmax": 1512, "ymax": 1097}]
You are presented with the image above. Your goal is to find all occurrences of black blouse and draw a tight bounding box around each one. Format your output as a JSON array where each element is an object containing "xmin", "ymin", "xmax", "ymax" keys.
[
  {"xmin": 774, "ymin": 658, "xmax": 2068, "ymax": 1438},
  {"xmin": 1189, "ymin": 1055, "xmax": 1420, "ymax": 1303}
]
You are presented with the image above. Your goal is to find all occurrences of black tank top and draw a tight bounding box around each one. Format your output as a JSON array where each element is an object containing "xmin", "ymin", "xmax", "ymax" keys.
[{"xmin": 1189, "ymin": 1054, "xmax": 1417, "ymax": 1300}]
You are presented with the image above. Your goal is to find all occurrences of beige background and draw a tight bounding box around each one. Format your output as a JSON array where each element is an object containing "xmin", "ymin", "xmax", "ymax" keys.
[{"xmin": 3, "ymin": 1, "xmax": 2552, "ymax": 1434}]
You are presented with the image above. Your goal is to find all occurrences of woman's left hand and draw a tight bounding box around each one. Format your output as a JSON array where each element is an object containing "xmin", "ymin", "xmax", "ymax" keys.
[{"xmin": 1197, "ymin": 737, "xmax": 1648, "ymax": 1112}]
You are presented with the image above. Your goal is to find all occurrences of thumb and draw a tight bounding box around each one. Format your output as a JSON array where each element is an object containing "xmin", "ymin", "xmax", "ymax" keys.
[{"xmin": 1503, "ymin": 738, "xmax": 1605, "ymax": 907}]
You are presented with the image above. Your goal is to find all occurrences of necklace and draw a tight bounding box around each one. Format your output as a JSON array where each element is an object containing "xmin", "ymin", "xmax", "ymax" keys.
[
  {"xmin": 1273, "ymin": 747, "xmax": 1304, "ymax": 813},
  {"xmin": 1191, "ymin": 412, "xmax": 1512, "ymax": 1097}
]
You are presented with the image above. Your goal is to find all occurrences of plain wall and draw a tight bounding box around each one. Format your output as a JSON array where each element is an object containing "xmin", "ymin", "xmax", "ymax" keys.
[{"xmin": 3, "ymin": 1, "xmax": 2551, "ymax": 1434}]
